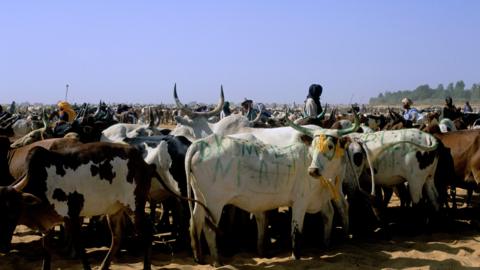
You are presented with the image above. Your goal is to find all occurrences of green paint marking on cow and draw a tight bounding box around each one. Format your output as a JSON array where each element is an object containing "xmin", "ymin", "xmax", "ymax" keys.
[
  {"xmin": 198, "ymin": 141, "xmax": 211, "ymax": 162},
  {"xmin": 258, "ymin": 159, "xmax": 268, "ymax": 184},
  {"xmin": 242, "ymin": 143, "xmax": 259, "ymax": 157},
  {"xmin": 213, "ymin": 135, "xmax": 224, "ymax": 155},
  {"xmin": 236, "ymin": 159, "xmax": 242, "ymax": 187},
  {"xmin": 213, "ymin": 158, "xmax": 233, "ymax": 183}
]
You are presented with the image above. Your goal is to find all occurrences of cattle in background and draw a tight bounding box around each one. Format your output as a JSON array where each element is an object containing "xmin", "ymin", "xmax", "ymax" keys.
[
  {"xmin": 171, "ymin": 85, "xmax": 264, "ymax": 141},
  {"xmin": 0, "ymin": 142, "xmax": 170, "ymax": 270},
  {"xmin": 186, "ymin": 116, "xmax": 359, "ymax": 265}
]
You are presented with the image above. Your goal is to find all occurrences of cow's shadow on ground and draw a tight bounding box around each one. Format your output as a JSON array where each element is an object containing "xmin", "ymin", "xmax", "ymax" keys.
[{"xmin": 2, "ymin": 193, "xmax": 480, "ymax": 269}]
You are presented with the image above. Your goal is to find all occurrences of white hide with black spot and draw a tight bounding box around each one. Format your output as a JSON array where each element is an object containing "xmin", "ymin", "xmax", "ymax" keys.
[
  {"xmin": 346, "ymin": 129, "xmax": 440, "ymax": 208},
  {"xmin": 45, "ymin": 157, "xmax": 136, "ymax": 217}
]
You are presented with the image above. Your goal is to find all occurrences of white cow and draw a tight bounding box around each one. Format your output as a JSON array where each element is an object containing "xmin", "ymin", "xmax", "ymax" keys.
[
  {"xmin": 186, "ymin": 121, "xmax": 358, "ymax": 265},
  {"xmin": 344, "ymin": 129, "xmax": 442, "ymax": 211},
  {"xmin": 171, "ymin": 85, "xmax": 261, "ymax": 141}
]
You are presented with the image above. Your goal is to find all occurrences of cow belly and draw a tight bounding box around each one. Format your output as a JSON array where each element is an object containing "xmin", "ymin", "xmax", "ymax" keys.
[
  {"xmin": 44, "ymin": 158, "xmax": 136, "ymax": 217},
  {"xmin": 373, "ymin": 149, "xmax": 435, "ymax": 186}
]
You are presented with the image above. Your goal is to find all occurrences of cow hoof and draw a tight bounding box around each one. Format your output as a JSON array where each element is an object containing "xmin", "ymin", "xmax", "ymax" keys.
[{"xmin": 290, "ymin": 252, "xmax": 300, "ymax": 260}]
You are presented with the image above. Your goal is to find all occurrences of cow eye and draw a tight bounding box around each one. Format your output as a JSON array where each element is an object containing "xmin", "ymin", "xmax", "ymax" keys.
[{"xmin": 328, "ymin": 144, "xmax": 334, "ymax": 150}]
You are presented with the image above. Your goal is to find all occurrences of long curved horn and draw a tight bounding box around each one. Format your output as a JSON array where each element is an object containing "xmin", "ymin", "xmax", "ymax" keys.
[
  {"xmin": 285, "ymin": 109, "xmax": 315, "ymax": 137},
  {"xmin": 249, "ymin": 106, "xmax": 263, "ymax": 124},
  {"xmin": 42, "ymin": 109, "xmax": 48, "ymax": 128},
  {"xmin": 12, "ymin": 175, "xmax": 28, "ymax": 191},
  {"xmin": 173, "ymin": 83, "xmax": 194, "ymax": 117},
  {"xmin": 191, "ymin": 85, "xmax": 224, "ymax": 118},
  {"xmin": 338, "ymin": 106, "xmax": 360, "ymax": 136},
  {"xmin": 174, "ymin": 84, "xmax": 225, "ymax": 118},
  {"xmin": 149, "ymin": 107, "xmax": 155, "ymax": 127}
]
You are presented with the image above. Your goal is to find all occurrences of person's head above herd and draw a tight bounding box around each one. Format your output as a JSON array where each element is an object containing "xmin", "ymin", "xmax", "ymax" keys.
[
  {"xmin": 308, "ymin": 84, "xmax": 323, "ymax": 99},
  {"xmin": 401, "ymin": 97, "xmax": 412, "ymax": 109},
  {"xmin": 445, "ymin": 96, "xmax": 453, "ymax": 106},
  {"xmin": 241, "ymin": 99, "xmax": 253, "ymax": 110},
  {"xmin": 173, "ymin": 83, "xmax": 224, "ymax": 118}
]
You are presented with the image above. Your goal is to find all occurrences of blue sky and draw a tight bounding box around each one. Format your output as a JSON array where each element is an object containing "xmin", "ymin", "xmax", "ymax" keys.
[{"xmin": 1, "ymin": 1, "xmax": 479, "ymax": 105}]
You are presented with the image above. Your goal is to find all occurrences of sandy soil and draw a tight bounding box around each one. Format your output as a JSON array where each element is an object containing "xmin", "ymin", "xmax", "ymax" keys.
[{"xmin": 1, "ymin": 190, "xmax": 480, "ymax": 270}]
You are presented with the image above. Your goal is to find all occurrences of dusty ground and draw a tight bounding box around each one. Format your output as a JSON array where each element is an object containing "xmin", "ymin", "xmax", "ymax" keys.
[{"xmin": 1, "ymin": 190, "xmax": 480, "ymax": 270}]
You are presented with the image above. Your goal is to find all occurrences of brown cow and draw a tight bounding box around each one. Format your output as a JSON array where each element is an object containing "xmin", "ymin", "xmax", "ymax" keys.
[{"xmin": 433, "ymin": 129, "xmax": 480, "ymax": 207}]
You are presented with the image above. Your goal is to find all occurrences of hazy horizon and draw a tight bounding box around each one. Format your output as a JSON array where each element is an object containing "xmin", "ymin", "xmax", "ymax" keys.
[{"xmin": 1, "ymin": 1, "xmax": 479, "ymax": 105}]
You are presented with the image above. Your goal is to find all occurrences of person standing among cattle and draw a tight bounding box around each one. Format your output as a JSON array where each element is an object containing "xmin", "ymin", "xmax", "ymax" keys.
[
  {"xmin": 304, "ymin": 84, "xmax": 323, "ymax": 117},
  {"xmin": 463, "ymin": 101, "xmax": 473, "ymax": 113},
  {"xmin": 220, "ymin": 101, "xmax": 231, "ymax": 119},
  {"xmin": 442, "ymin": 96, "xmax": 461, "ymax": 120},
  {"xmin": 401, "ymin": 97, "xmax": 419, "ymax": 123},
  {"xmin": 241, "ymin": 99, "xmax": 258, "ymax": 121},
  {"xmin": 57, "ymin": 100, "xmax": 77, "ymax": 124}
]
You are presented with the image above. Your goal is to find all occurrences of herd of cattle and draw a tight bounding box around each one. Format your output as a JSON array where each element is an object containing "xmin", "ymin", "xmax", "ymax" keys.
[{"xmin": 1, "ymin": 87, "xmax": 480, "ymax": 269}]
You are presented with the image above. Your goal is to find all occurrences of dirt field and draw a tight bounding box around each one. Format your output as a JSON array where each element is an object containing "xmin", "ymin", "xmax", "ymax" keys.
[{"xmin": 1, "ymin": 190, "xmax": 480, "ymax": 270}]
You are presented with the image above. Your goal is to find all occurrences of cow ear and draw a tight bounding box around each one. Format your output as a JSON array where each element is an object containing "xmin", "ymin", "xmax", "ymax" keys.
[
  {"xmin": 21, "ymin": 193, "xmax": 42, "ymax": 206},
  {"xmin": 300, "ymin": 135, "xmax": 313, "ymax": 146},
  {"xmin": 339, "ymin": 136, "xmax": 351, "ymax": 149}
]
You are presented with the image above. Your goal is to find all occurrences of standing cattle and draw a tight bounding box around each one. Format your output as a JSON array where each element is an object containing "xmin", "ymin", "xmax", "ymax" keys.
[
  {"xmin": 343, "ymin": 129, "xmax": 445, "ymax": 220},
  {"xmin": 0, "ymin": 142, "xmax": 161, "ymax": 270},
  {"xmin": 186, "ymin": 118, "xmax": 359, "ymax": 265},
  {"xmin": 171, "ymin": 85, "xmax": 262, "ymax": 141},
  {"xmin": 433, "ymin": 129, "xmax": 480, "ymax": 207}
]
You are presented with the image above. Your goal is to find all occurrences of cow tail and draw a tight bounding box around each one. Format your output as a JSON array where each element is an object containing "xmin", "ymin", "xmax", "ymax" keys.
[
  {"xmin": 185, "ymin": 144, "xmax": 195, "ymax": 229},
  {"xmin": 184, "ymin": 144, "xmax": 219, "ymax": 233}
]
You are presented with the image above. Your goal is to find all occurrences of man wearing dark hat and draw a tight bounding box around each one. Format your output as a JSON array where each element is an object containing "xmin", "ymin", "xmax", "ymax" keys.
[
  {"xmin": 241, "ymin": 99, "xmax": 258, "ymax": 121},
  {"xmin": 304, "ymin": 84, "xmax": 323, "ymax": 117}
]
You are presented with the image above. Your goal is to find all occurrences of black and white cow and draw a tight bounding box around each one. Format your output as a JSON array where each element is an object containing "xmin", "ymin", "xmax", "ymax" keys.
[{"xmin": 0, "ymin": 142, "xmax": 164, "ymax": 270}]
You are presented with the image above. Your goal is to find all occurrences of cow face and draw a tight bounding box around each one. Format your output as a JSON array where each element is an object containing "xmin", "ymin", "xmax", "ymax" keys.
[
  {"xmin": 308, "ymin": 131, "xmax": 349, "ymax": 181},
  {"xmin": 0, "ymin": 187, "xmax": 40, "ymax": 253}
]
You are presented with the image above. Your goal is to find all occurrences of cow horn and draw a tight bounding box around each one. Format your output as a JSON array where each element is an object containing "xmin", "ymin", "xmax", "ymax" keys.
[
  {"xmin": 12, "ymin": 175, "xmax": 29, "ymax": 191},
  {"xmin": 338, "ymin": 106, "xmax": 360, "ymax": 136},
  {"xmin": 149, "ymin": 107, "xmax": 155, "ymax": 127},
  {"xmin": 249, "ymin": 106, "xmax": 263, "ymax": 124},
  {"xmin": 42, "ymin": 109, "xmax": 48, "ymax": 128},
  {"xmin": 191, "ymin": 85, "xmax": 224, "ymax": 118},
  {"xmin": 173, "ymin": 83, "xmax": 194, "ymax": 117},
  {"xmin": 173, "ymin": 84, "xmax": 224, "ymax": 118},
  {"xmin": 286, "ymin": 109, "xmax": 315, "ymax": 137}
]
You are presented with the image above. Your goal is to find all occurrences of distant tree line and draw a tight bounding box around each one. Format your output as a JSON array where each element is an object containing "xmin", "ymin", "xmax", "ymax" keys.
[{"xmin": 369, "ymin": 80, "xmax": 480, "ymax": 105}]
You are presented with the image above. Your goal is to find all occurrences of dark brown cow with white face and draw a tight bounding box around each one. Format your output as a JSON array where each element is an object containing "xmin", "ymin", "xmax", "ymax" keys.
[{"xmin": 0, "ymin": 142, "xmax": 156, "ymax": 270}]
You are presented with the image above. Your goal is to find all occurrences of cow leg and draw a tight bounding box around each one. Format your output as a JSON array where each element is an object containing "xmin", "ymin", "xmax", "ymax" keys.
[
  {"xmin": 99, "ymin": 211, "xmax": 125, "ymax": 270},
  {"xmin": 424, "ymin": 177, "xmax": 439, "ymax": 212},
  {"xmin": 332, "ymin": 196, "xmax": 349, "ymax": 237},
  {"xmin": 133, "ymin": 206, "xmax": 152, "ymax": 270},
  {"xmin": 202, "ymin": 204, "xmax": 223, "ymax": 266},
  {"xmin": 382, "ymin": 186, "xmax": 393, "ymax": 209},
  {"xmin": 253, "ymin": 211, "xmax": 267, "ymax": 256},
  {"xmin": 66, "ymin": 216, "xmax": 90, "ymax": 270},
  {"xmin": 467, "ymin": 188, "xmax": 473, "ymax": 207},
  {"xmin": 65, "ymin": 192, "xmax": 91, "ymax": 270},
  {"xmin": 190, "ymin": 201, "xmax": 206, "ymax": 263},
  {"xmin": 41, "ymin": 232, "xmax": 53, "ymax": 270},
  {"xmin": 291, "ymin": 204, "xmax": 307, "ymax": 260},
  {"xmin": 321, "ymin": 201, "xmax": 335, "ymax": 248}
]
